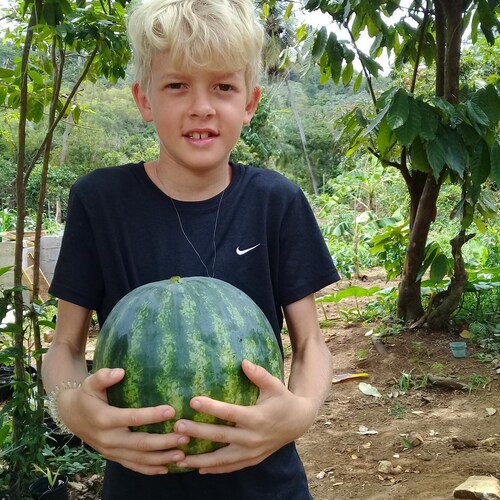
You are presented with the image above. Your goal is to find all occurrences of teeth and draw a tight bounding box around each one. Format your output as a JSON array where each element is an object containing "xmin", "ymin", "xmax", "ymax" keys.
[{"xmin": 190, "ymin": 132, "xmax": 209, "ymax": 139}]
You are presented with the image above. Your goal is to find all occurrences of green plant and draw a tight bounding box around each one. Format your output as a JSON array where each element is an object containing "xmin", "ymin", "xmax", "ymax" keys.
[
  {"xmin": 41, "ymin": 444, "xmax": 104, "ymax": 478},
  {"xmin": 466, "ymin": 373, "xmax": 492, "ymax": 393},
  {"xmin": 33, "ymin": 464, "xmax": 62, "ymax": 490},
  {"xmin": 430, "ymin": 362, "xmax": 446, "ymax": 375},
  {"xmin": 93, "ymin": 276, "xmax": 284, "ymax": 471},
  {"xmin": 355, "ymin": 349, "xmax": 369, "ymax": 361},
  {"xmin": 398, "ymin": 371, "xmax": 413, "ymax": 393},
  {"xmin": 388, "ymin": 402, "xmax": 407, "ymax": 419}
]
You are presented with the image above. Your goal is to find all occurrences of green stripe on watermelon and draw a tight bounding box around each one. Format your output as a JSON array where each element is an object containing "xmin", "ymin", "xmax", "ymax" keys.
[{"xmin": 93, "ymin": 276, "xmax": 284, "ymax": 472}]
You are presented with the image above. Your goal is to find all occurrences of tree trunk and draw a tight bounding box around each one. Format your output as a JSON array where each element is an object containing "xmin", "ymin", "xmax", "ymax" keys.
[
  {"xmin": 426, "ymin": 230, "xmax": 473, "ymax": 328},
  {"xmin": 439, "ymin": 0, "xmax": 463, "ymax": 103},
  {"xmin": 397, "ymin": 173, "xmax": 441, "ymax": 322},
  {"xmin": 285, "ymin": 78, "xmax": 319, "ymax": 194}
]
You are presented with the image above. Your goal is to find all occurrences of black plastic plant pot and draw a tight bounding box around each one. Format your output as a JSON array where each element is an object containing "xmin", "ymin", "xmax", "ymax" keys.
[
  {"xmin": 0, "ymin": 475, "xmax": 21, "ymax": 500},
  {"xmin": 28, "ymin": 475, "xmax": 69, "ymax": 500},
  {"xmin": 0, "ymin": 366, "xmax": 14, "ymax": 402},
  {"xmin": 0, "ymin": 365, "xmax": 38, "ymax": 403},
  {"xmin": 44, "ymin": 416, "xmax": 82, "ymax": 451}
]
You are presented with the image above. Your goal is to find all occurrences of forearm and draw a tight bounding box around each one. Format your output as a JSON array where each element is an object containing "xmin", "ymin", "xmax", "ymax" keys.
[
  {"xmin": 41, "ymin": 300, "xmax": 92, "ymax": 392},
  {"xmin": 284, "ymin": 294, "xmax": 333, "ymax": 425},
  {"xmin": 288, "ymin": 337, "xmax": 332, "ymax": 409},
  {"xmin": 42, "ymin": 341, "xmax": 89, "ymax": 392}
]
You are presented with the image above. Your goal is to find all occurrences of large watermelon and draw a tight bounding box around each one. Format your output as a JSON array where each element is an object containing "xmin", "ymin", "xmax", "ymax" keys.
[{"xmin": 93, "ymin": 276, "xmax": 284, "ymax": 472}]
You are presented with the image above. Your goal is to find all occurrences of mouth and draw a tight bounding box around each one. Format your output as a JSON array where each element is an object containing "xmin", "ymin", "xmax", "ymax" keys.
[{"xmin": 185, "ymin": 131, "xmax": 217, "ymax": 140}]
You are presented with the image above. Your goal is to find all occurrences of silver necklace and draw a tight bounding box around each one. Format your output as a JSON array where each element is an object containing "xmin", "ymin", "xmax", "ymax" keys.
[{"xmin": 155, "ymin": 167, "xmax": 225, "ymax": 278}]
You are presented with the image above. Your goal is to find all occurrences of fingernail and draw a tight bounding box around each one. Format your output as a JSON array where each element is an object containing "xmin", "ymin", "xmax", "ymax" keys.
[
  {"xmin": 177, "ymin": 462, "xmax": 187, "ymax": 468},
  {"xmin": 172, "ymin": 454, "xmax": 182, "ymax": 461},
  {"xmin": 246, "ymin": 360, "xmax": 255, "ymax": 370},
  {"xmin": 191, "ymin": 399, "xmax": 201, "ymax": 410},
  {"xmin": 177, "ymin": 422, "xmax": 186, "ymax": 433},
  {"xmin": 110, "ymin": 368, "xmax": 122, "ymax": 379},
  {"xmin": 178, "ymin": 436, "xmax": 189, "ymax": 445},
  {"xmin": 163, "ymin": 408, "xmax": 173, "ymax": 419}
]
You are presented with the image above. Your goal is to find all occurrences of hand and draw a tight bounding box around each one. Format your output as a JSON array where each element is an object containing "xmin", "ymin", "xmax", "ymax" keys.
[
  {"xmin": 173, "ymin": 360, "xmax": 317, "ymax": 474},
  {"xmin": 58, "ymin": 368, "xmax": 189, "ymax": 475}
]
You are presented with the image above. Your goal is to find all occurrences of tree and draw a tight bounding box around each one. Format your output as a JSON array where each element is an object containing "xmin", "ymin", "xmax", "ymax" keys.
[
  {"xmin": 1, "ymin": 0, "xmax": 132, "ymax": 484},
  {"xmin": 302, "ymin": 0, "xmax": 500, "ymax": 326}
]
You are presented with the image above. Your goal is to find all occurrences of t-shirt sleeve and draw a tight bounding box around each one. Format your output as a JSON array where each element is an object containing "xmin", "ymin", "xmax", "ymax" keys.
[
  {"xmin": 48, "ymin": 186, "xmax": 104, "ymax": 310},
  {"xmin": 278, "ymin": 189, "xmax": 340, "ymax": 305}
]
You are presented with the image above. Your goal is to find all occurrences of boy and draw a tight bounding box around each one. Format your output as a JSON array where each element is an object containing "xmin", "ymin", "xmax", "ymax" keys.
[{"xmin": 42, "ymin": 0, "xmax": 340, "ymax": 498}]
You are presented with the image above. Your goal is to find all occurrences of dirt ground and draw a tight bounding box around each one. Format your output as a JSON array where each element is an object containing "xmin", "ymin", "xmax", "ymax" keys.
[
  {"xmin": 70, "ymin": 273, "xmax": 500, "ymax": 500},
  {"xmin": 295, "ymin": 275, "xmax": 500, "ymax": 500}
]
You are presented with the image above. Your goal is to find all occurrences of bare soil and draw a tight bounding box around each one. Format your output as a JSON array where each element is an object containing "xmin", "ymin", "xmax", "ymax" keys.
[
  {"xmin": 295, "ymin": 274, "xmax": 500, "ymax": 500},
  {"xmin": 71, "ymin": 272, "xmax": 500, "ymax": 499}
]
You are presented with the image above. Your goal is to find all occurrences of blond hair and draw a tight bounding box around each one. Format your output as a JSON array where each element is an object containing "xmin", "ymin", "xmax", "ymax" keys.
[{"xmin": 127, "ymin": 0, "xmax": 264, "ymax": 94}]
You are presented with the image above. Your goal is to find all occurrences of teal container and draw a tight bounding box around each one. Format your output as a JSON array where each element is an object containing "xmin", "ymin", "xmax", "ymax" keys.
[{"xmin": 450, "ymin": 341, "xmax": 467, "ymax": 358}]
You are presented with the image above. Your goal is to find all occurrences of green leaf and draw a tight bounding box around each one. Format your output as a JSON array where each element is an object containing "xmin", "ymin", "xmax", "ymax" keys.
[
  {"xmin": 312, "ymin": 27, "xmax": 328, "ymax": 61},
  {"xmin": 430, "ymin": 253, "xmax": 448, "ymax": 284},
  {"xmin": 395, "ymin": 98, "xmax": 421, "ymax": 146},
  {"xmin": 342, "ymin": 62, "xmax": 354, "ymax": 86},
  {"xmin": 358, "ymin": 52, "xmax": 382, "ymax": 77},
  {"xmin": 410, "ymin": 137, "xmax": 430, "ymax": 173},
  {"xmin": 444, "ymin": 129, "xmax": 467, "ymax": 178},
  {"xmin": 296, "ymin": 24, "xmax": 308, "ymax": 43},
  {"xmin": 326, "ymin": 33, "xmax": 343, "ymax": 84},
  {"xmin": 387, "ymin": 89, "xmax": 409, "ymax": 130},
  {"xmin": 304, "ymin": 0, "xmax": 321, "ymax": 9},
  {"xmin": 284, "ymin": 2, "xmax": 293, "ymax": 20},
  {"xmin": 417, "ymin": 101, "xmax": 438, "ymax": 141},
  {"xmin": 470, "ymin": 140, "xmax": 490, "ymax": 187},
  {"xmin": 363, "ymin": 101, "xmax": 390, "ymax": 137},
  {"xmin": 466, "ymin": 100, "xmax": 490, "ymax": 127},
  {"xmin": 377, "ymin": 117, "xmax": 395, "ymax": 155},
  {"xmin": 426, "ymin": 135, "xmax": 446, "ymax": 179},
  {"xmin": 0, "ymin": 68, "xmax": 14, "ymax": 79},
  {"xmin": 353, "ymin": 72, "xmax": 362, "ymax": 93}
]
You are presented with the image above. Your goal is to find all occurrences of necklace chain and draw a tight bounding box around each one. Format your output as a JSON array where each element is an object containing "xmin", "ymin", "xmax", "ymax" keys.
[{"xmin": 155, "ymin": 167, "xmax": 225, "ymax": 278}]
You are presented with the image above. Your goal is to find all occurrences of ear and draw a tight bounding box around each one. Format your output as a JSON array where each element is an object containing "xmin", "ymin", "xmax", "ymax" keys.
[
  {"xmin": 243, "ymin": 85, "xmax": 262, "ymax": 125},
  {"xmin": 132, "ymin": 82, "xmax": 153, "ymax": 122}
]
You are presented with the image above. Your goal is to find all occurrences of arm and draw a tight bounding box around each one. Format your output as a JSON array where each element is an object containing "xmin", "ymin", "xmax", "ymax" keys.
[
  {"xmin": 173, "ymin": 293, "xmax": 332, "ymax": 473},
  {"xmin": 42, "ymin": 299, "xmax": 189, "ymax": 475}
]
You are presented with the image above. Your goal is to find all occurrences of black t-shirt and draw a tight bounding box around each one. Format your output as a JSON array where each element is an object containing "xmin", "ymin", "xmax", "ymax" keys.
[{"xmin": 49, "ymin": 161, "xmax": 340, "ymax": 499}]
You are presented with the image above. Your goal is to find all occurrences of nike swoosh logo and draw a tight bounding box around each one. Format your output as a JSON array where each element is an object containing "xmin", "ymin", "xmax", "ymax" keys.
[{"xmin": 236, "ymin": 244, "xmax": 261, "ymax": 256}]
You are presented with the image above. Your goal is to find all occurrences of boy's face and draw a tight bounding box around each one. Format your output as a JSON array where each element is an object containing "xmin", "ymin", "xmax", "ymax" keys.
[{"xmin": 133, "ymin": 51, "xmax": 261, "ymax": 175}]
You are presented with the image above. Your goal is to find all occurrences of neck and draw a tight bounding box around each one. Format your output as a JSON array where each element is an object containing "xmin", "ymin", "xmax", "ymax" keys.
[{"xmin": 148, "ymin": 161, "xmax": 231, "ymax": 201}]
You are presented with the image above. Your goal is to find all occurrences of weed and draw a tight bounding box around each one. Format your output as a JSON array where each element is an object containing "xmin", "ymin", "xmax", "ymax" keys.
[
  {"xmin": 388, "ymin": 402, "xmax": 407, "ymax": 419},
  {"xmin": 398, "ymin": 371, "xmax": 413, "ymax": 392},
  {"xmin": 430, "ymin": 362, "xmax": 446, "ymax": 375},
  {"xmin": 466, "ymin": 373, "xmax": 492, "ymax": 393},
  {"xmin": 355, "ymin": 349, "xmax": 369, "ymax": 361}
]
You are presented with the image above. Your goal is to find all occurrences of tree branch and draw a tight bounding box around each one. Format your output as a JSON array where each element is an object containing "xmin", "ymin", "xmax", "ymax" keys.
[{"xmin": 23, "ymin": 45, "xmax": 99, "ymax": 184}]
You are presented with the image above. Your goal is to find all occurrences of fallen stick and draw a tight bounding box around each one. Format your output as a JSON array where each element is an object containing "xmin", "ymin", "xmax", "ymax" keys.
[{"xmin": 427, "ymin": 373, "xmax": 467, "ymax": 390}]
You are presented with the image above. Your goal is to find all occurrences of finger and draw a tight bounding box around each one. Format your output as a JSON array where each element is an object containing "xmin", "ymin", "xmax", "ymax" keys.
[
  {"xmin": 116, "ymin": 447, "xmax": 187, "ymax": 475},
  {"xmin": 88, "ymin": 367, "xmax": 125, "ymax": 392},
  {"xmin": 174, "ymin": 418, "xmax": 244, "ymax": 446},
  {"xmin": 241, "ymin": 360, "xmax": 284, "ymax": 396},
  {"xmin": 124, "ymin": 429, "xmax": 190, "ymax": 453},
  {"xmin": 177, "ymin": 446, "xmax": 263, "ymax": 474},
  {"xmin": 107, "ymin": 405, "xmax": 177, "ymax": 429}
]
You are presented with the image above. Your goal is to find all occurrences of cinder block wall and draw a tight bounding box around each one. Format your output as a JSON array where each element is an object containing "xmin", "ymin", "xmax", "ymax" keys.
[{"xmin": 0, "ymin": 236, "xmax": 62, "ymax": 289}]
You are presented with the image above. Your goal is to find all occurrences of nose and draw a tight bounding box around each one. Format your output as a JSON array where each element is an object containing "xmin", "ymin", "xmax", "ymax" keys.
[{"xmin": 189, "ymin": 89, "xmax": 215, "ymax": 118}]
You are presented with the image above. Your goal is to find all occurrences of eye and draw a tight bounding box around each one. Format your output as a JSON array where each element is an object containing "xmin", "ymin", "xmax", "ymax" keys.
[
  {"xmin": 166, "ymin": 82, "xmax": 185, "ymax": 90},
  {"xmin": 216, "ymin": 83, "xmax": 233, "ymax": 92}
]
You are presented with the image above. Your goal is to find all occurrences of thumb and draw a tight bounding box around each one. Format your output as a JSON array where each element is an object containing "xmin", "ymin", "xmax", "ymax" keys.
[
  {"xmin": 89, "ymin": 367, "xmax": 125, "ymax": 393},
  {"xmin": 242, "ymin": 359, "xmax": 283, "ymax": 396}
]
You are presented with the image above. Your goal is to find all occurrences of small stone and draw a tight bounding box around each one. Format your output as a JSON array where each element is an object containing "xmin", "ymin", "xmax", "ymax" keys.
[
  {"xmin": 408, "ymin": 431, "xmax": 424, "ymax": 447},
  {"xmin": 378, "ymin": 460, "xmax": 393, "ymax": 474},
  {"xmin": 453, "ymin": 475, "xmax": 500, "ymax": 499}
]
